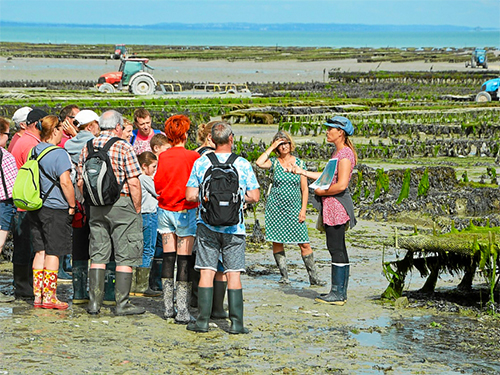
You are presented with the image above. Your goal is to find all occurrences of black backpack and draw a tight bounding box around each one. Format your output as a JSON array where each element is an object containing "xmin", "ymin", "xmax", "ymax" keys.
[
  {"xmin": 82, "ymin": 137, "xmax": 125, "ymax": 206},
  {"xmin": 200, "ymin": 153, "xmax": 242, "ymax": 226}
]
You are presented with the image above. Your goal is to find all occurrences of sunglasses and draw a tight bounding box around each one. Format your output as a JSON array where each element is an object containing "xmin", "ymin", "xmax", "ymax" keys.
[{"xmin": 1, "ymin": 132, "xmax": 10, "ymax": 137}]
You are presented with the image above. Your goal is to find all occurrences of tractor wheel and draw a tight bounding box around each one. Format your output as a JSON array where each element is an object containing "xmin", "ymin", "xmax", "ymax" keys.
[
  {"xmin": 130, "ymin": 74, "xmax": 155, "ymax": 95},
  {"xmin": 98, "ymin": 83, "xmax": 116, "ymax": 93},
  {"xmin": 475, "ymin": 91, "xmax": 492, "ymax": 103}
]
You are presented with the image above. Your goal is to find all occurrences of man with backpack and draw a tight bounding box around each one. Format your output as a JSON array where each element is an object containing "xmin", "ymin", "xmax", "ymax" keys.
[
  {"xmin": 77, "ymin": 110, "xmax": 144, "ymax": 316},
  {"xmin": 185, "ymin": 121, "xmax": 260, "ymax": 334}
]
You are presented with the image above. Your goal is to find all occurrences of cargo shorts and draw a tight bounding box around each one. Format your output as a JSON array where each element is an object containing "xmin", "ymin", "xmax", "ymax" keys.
[{"xmin": 89, "ymin": 196, "xmax": 143, "ymax": 267}]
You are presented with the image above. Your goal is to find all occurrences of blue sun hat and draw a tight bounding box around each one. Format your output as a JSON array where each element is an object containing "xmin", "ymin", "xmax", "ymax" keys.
[{"xmin": 324, "ymin": 116, "xmax": 354, "ymax": 136}]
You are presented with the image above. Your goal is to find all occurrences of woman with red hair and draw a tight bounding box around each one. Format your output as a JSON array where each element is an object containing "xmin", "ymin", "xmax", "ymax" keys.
[{"xmin": 154, "ymin": 115, "xmax": 200, "ymax": 324}]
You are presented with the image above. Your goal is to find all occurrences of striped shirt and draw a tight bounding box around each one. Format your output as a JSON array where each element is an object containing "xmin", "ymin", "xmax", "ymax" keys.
[
  {"xmin": 0, "ymin": 147, "xmax": 18, "ymax": 201},
  {"xmin": 78, "ymin": 132, "xmax": 141, "ymax": 195}
]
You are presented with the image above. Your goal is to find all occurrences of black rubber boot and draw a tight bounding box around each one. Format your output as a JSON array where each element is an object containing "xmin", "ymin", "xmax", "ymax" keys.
[
  {"xmin": 302, "ymin": 253, "xmax": 326, "ymax": 287},
  {"xmin": 273, "ymin": 251, "xmax": 290, "ymax": 284},
  {"xmin": 228, "ymin": 288, "xmax": 249, "ymax": 334},
  {"xmin": 72, "ymin": 260, "xmax": 89, "ymax": 304},
  {"xmin": 13, "ymin": 264, "xmax": 33, "ymax": 298},
  {"xmin": 103, "ymin": 261, "xmax": 116, "ymax": 306},
  {"xmin": 87, "ymin": 268, "xmax": 105, "ymax": 315},
  {"xmin": 187, "ymin": 287, "xmax": 213, "ymax": 333},
  {"xmin": 211, "ymin": 280, "xmax": 228, "ymax": 319},
  {"xmin": 114, "ymin": 271, "xmax": 145, "ymax": 316},
  {"xmin": 149, "ymin": 258, "xmax": 163, "ymax": 291},
  {"xmin": 189, "ymin": 254, "xmax": 199, "ymax": 308},
  {"xmin": 315, "ymin": 264, "xmax": 349, "ymax": 305}
]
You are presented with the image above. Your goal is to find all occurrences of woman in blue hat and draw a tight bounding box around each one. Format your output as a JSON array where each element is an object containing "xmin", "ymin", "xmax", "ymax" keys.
[{"xmin": 290, "ymin": 116, "xmax": 357, "ymax": 305}]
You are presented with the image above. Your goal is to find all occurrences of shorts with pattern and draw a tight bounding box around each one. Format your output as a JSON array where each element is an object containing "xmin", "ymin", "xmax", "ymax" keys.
[
  {"xmin": 157, "ymin": 207, "xmax": 197, "ymax": 237},
  {"xmin": 28, "ymin": 206, "xmax": 72, "ymax": 256},
  {"xmin": 194, "ymin": 223, "xmax": 245, "ymax": 273}
]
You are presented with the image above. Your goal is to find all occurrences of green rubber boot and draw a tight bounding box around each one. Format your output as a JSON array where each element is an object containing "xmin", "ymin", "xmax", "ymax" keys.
[
  {"xmin": 103, "ymin": 261, "xmax": 116, "ymax": 306},
  {"xmin": 114, "ymin": 271, "xmax": 145, "ymax": 316},
  {"xmin": 211, "ymin": 280, "xmax": 228, "ymax": 319},
  {"xmin": 228, "ymin": 288, "xmax": 249, "ymax": 334},
  {"xmin": 187, "ymin": 287, "xmax": 213, "ymax": 333},
  {"xmin": 72, "ymin": 260, "xmax": 89, "ymax": 304},
  {"xmin": 87, "ymin": 268, "xmax": 105, "ymax": 315}
]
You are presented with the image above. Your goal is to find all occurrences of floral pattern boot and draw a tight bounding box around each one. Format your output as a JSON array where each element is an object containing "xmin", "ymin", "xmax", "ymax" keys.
[
  {"xmin": 42, "ymin": 270, "xmax": 69, "ymax": 310},
  {"xmin": 33, "ymin": 269, "xmax": 44, "ymax": 308}
]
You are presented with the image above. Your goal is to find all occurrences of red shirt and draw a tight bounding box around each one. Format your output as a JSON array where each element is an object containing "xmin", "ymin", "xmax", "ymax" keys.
[
  {"xmin": 155, "ymin": 146, "xmax": 199, "ymax": 211},
  {"xmin": 7, "ymin": 133, "xmax": 22, "ymax": 153},
  {"xmin": 10, "ymin": 131, "xmax": 41, "ymax": 169}
]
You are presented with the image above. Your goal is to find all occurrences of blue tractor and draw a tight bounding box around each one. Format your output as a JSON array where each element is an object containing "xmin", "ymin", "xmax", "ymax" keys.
[
  {"xmin": 475, "ymin": 77, "xmax": 499, "ymax": 102},
  {"xmin": 465, "ymin": 48, "xmax": 488, "ymax": 69}
]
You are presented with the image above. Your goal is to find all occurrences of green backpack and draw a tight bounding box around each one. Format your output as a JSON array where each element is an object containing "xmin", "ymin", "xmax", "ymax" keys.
[{"xmin": 12, "ymin": 145, "xmax": 59, "ymax": 211}]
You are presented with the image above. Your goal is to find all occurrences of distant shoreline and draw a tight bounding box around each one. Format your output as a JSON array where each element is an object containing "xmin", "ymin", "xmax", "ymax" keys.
[{"xmin": 2, "ymin": 56, "xmax": 499, "ymax": 84}]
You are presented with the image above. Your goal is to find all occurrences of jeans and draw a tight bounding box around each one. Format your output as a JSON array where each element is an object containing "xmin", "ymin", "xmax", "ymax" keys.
[
  {"xmin": 12, "ymin": 211, "xmax": 33, "ymax": 265},
  {"xmin": 141, "ymin": 212, "xmax": 158, "ymax": 268}
]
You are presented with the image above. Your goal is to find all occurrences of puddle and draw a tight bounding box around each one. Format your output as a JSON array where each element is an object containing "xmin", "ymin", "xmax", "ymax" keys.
[{"xmin": 349, "ymin": 315, "xmax": 500, "ymax": 374}]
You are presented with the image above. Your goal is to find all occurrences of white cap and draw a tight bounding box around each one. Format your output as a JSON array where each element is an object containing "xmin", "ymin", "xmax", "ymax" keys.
[
  {"xmin": 12, "ymin": 107, "xmax": 32, "ymax": 125},
  {"xmin": 74, "ymin": 110, "xmax": 99, "ymax": 127}
]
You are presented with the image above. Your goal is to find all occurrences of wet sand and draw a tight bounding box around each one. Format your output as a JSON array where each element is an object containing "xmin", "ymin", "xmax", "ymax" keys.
[
  {"xmin": 1, "ymin": 218, "xmax": 498, "ymax": 374},
  {"xmin": 2, "ymin": 57, "xmax": 498, "ymax": 83}
]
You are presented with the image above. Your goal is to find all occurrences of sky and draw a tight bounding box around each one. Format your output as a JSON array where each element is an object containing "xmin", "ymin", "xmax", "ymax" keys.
[{"xmin": 0, "ymin": 0, "xmax": 499, "ymax": 29}]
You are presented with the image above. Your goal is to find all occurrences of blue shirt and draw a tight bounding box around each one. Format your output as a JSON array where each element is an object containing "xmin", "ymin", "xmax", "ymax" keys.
[
  {"xmin": 187, "ymin": 153, "xmax": 259, "ymax": 235},
  {"xmin": 32, "ymin": 143, "xmax": 73, "ymax": 210}
]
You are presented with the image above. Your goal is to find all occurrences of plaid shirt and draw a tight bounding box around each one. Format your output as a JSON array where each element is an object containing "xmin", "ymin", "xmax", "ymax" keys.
[
  {"xmin": 78, "ymin": 132, "xmax": 141, "ymax": 195},
  {"xmin": 0, "ymin": 147, "xmax": 18, "ymax": 200}
]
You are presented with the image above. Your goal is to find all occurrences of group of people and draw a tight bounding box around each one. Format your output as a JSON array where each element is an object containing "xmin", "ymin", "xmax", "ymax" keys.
[{"xmin": 0, "ymin": 102, "xmax": 358, "ymax": 333}]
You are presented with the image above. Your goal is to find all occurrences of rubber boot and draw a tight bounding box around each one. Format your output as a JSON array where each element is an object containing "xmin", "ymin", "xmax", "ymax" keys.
[
  {"xmin": 162, "ymin": 278, "xmax": 175, "ymax": 319},
  {"xmin": 103, "ymin": 262, "xmax": 116, "ymax": 306},
  {"xmin": 189, "ymin": 254, "xmax": 199, "ymax": 308},
  {"xmin": 273, "ymin": 251, "xmax": 290, "ymax": 284},
  {"xmin": 149, "ymin": 258, "xmax": 163, "ymax": 292},
  {"xmin": 211, "ymin": 280, "xmax": 228, "ymax": 319},
  {"xmin": 41, "ymin": 270, "xmax": 69, "ymax": 310},
  {"xmin": 114, "ymin": 271, "xmax": 145, "ymax": 316},
  {"xmin": 134, "ymin": 267, "xmax": 151, "ymax": 297},
  {"xmin": 175, "ymin": 281, "xmax": 193, "ymax": 324},
  {"xmin": 187, "ymin": 287, "xmax": 213, "ymax": 333},
  {"xmin": 87, "ymin": 268, "xmax": 105, "ymax": 315},
  {"xmin": 13, "ymin": 264, "xmax": 33, "ymax": 298},
  {"xmin": 130, "ymin": 267, "xmax": 137, "ymax": 296},
  {"xmin": 33, "ymin": 269, "xmax": 44, "ymax": 308},
  {"xmin": 57, "ymin": 257, "xmax": 72, "ymax": 283},
  {"xmin": 63, "ymin": 254, "xmax": 72, "ymax": 272},
  {"xmin": 72, "ymin": 260, "xmax": 89, "ymax": 305},
  {"xmin": 315, "ymin": 264, "xmax": 349, "ymax": 305},
  {"xmin": 227, "ymin": 288, "xmax": 249, "ymax": 334},
  {"xmin": 302, "ymin": 253, "xmax": 326, "ymax": 287},
  {"xmin": 144, "ymin": 265, "xmax": 162, "ymax": 298}
]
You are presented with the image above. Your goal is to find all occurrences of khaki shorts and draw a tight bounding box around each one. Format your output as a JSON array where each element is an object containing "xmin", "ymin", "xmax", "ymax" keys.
[{"xmin": 89, "ymin": 196, "xmax": 143, "ymax": 267}]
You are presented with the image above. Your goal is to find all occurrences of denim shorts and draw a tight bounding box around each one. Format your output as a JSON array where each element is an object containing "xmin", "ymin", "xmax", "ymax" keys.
[
  {"xmin": 157, "ymin": 207, "xmax": 197, "ymax": 237},
  {"xmin": 0, "ymin": 198, "xmax": 15, "ymax": 231}
]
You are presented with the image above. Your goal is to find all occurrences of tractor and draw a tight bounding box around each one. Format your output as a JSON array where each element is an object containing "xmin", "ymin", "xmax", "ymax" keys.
[
  {"xmin": 475, "ymin": 77, "xmax": 499, "ymax": 102},
  {"xmin": 465, "ymin": 48, "xmax": 488, "ymax": 69},
  {"xmin": 97, "ymin": 58, "xmax": 157, "ymax": 95},
  {"xmin": 111, "ymin": 44, "xmax": 127, "ymax": 60}
]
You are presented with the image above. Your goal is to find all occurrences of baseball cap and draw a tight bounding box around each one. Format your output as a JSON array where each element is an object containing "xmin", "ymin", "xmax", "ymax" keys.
[
  {"xmin": 324, "ymin": 116, "xmax": 354, "ymax": 136},
  {"xmin": 74, "ymin": 110, "xmax": 99, "ymax": 127},
  {"xmin": 12, "ymin": 107, "xmax": 32, "ymax": 124},
  {"xmin": 26, "ymin": 109, "xmax": 49, "ymax": 125}
]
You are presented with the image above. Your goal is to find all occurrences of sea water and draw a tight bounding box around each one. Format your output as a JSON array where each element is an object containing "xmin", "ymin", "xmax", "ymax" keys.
[{"xmin": 1, "ymin": 25, "xmax": 499, "ymax": 48}]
